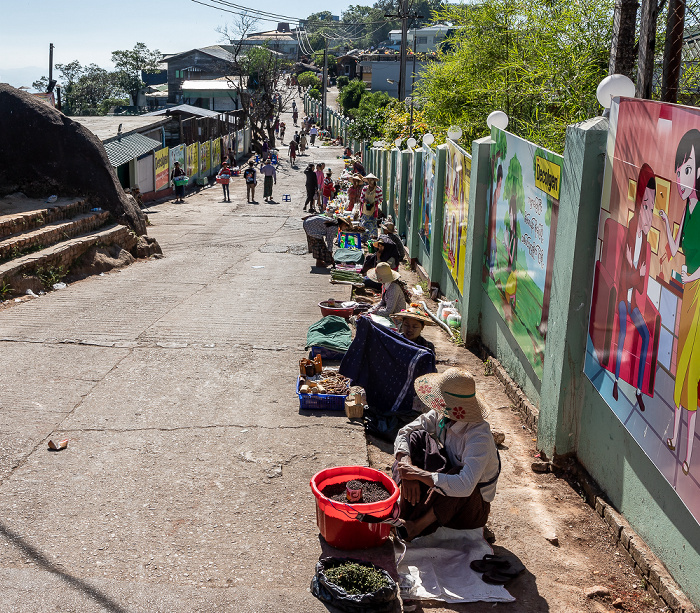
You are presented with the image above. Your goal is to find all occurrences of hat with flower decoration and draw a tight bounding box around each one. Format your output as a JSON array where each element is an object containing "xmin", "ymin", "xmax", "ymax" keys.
[
  {"xmin": 391, "ymin": 303, "xmax": 433, "ymax": 325},
  {"xmin": 414, "ymin": 368, "xmax": 488, "ymax": 422}
]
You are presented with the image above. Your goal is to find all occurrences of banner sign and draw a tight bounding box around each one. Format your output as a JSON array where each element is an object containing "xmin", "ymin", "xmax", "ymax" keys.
[
  {"xmin": 584, "ymin": 97, "xmax": 700, "ymax": 521},
  {"xmin": 200, "ymin": 141, "xmax": 211, "ymax": 176},
  {"xmin": 169, "ymin": 144, "xmax": 185, "ymax": 172},
  {"xmin": 442, "ymin": 139, "xmax": 471, "ymax": 295},
  {"xmin": 154, "ymin": 147, "xmax": 170, "ymax": 191},
  {"xmin": 394, "ymin": 148, "xmax": 402, "ymax": 219},
  {"xmin": 482, "ymin": 128, "xmax": 562, "ymax": 379},
  {"xmin": 420, "ymin": 145, "xmax": 436, "ymax": 254},
  {"xmin": 406, "ymin": 150, "xmax": 414, "ymax": 231},
  {"xmin": 212, "ymin": 138, "xmax": 221, "ymax": 168},
  {"xmin": 186, "ymin": 143, "xmax": 198, "ymax": 179}
]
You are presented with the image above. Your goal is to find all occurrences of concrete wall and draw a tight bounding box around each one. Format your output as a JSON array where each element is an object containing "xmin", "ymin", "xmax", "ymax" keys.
[{"xmin": 363, "ymin": 122, "xmax": 700, "ymax": 608}]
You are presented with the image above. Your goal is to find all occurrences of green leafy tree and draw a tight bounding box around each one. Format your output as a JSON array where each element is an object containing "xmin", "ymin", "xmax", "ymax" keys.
[
  {"xmin": 308, "ymin": 87, "xmax": 322, "ymax": 101},
  {"xmin": 337, "ymin": 75, "xmax": 350, "ymax": 89},
  {"xmin": 111, "ymin": 42, "xmax": 162, "ymax": 106},
  {"xmin": 32, "ymin": 76, "xmax": 49, "ymax": 92},
  {"xmin": 416, "ymin": 0, "xmax": 613, "ymax": 152},
  {"xmin": 297, "ymin": 71, "xmax": 321, "ymax": 89},
  {"xmin": 339, "ymin": 80, "xmax": 366, "ymax": 113}
]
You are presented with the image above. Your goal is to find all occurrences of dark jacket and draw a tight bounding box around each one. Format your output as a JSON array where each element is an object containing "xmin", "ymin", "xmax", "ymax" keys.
[{"xmin": 304, "ymin": 168, "xmax": 318, "ymax": 190}]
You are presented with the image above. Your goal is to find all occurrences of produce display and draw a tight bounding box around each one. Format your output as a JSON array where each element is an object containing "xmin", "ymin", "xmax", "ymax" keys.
[
  {"xmin": 331, "ymin": 270, "xmax": 364, "ymax": 284},
  {"xmin": 300, "ymin": 372, "xmax": 351, "ymax": 396},
  {"xmin": 324, "ymin": 561, "xmax": 392, "ymax": 596}
]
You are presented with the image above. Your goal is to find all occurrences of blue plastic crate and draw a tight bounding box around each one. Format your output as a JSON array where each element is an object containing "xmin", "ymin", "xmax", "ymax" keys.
[{"xmin": 297, "ymin": 376, "xmax": 346, "ymax": 411}]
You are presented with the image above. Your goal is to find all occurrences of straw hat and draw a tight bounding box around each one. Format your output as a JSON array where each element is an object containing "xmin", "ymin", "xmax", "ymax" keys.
[
  {"xmin": 381, "ymin": 221, "xmax": 396, "ymax": 233},
  {"xmin": 373, "ymin": 234, "xmax": 393, "ymax": 247},
  {"xmin": 367, "ymin": 261, "xmax": 400, "ymax": 283},
  {"xmin": 414, "ymin": 368, "xmax": 489, "ymax": 422},
  {"xmin": 364, "ymin": 173, "xmax": 378, "ymax": 181},
  {"xmin": 351, "ymin": 173, "xmax": 364, "ymax": 182},
  {"xmin": 391, "ymin": 303, "xmax": 433, "ymax": 325}
]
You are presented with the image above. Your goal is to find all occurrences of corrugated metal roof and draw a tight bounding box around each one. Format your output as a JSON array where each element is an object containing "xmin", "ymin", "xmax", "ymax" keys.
[
  {"xmin": 103, "ymin": 133, "xmax": 161, "ymax": 167},
  {"xmin": 144, "ymin": 104, "xmax": 221, "ymax": 118}
]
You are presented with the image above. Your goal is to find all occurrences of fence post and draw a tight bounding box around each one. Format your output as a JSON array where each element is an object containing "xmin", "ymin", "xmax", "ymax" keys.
[
  {"xmin": 537, "ymin": 117, "xmax": 608, "ymax": 457},
  {"xmin": 428, "ymin": 144, "xmax": 448, "ymax": 289}
]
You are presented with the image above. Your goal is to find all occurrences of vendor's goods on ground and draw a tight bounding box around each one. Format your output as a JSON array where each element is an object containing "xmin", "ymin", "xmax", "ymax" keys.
[{"xmin": 321, "ymin": 478, "xmax": 391, "ymax": 503}]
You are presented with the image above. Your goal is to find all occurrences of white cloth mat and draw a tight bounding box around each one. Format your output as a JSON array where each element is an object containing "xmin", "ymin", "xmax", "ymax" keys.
[{"xmin": 395, "ymin": 527, "xmax": 515, "ymax": 603}]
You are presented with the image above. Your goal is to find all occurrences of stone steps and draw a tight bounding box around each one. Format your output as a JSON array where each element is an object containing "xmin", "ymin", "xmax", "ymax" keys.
[
  {"xmin": 0, "ymin": 224, "xmax": 137, "ymax": 293},
  {"xmin": 0, "ymin": 198, "xmax": 91, "ymax": 238},
  {"xmin": 0, "ymin": 211, "xmax": 111, "ymax": 262}
]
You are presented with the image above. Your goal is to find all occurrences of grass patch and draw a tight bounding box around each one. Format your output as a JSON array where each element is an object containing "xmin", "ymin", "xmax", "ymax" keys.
[{"xmin": 36, "ymin": 265, "xmax": 68, "ymax": 290}]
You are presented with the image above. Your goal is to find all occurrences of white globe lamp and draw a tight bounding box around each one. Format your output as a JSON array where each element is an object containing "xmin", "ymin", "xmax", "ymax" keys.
[
  {"xmin": 407, "ymin": 137, "xmax": 417, "ymax": 149},
  {"xmin": 447, "ymin": 125, "xmax": 462, "ymax": 141},
  {"xmin": 394, "ymin": 137, "xmax": 403, "ymax": 148},
  {"xmin": 486, "ymin": 110, "xmax": 509, "ymax": 130},
  {"xmin": 423, "ymin": 133, "xmax": 435, "ymax": 146},
  {"xmin": 596, "ymin": 74, "xmax": 635, "ymax": 110}
]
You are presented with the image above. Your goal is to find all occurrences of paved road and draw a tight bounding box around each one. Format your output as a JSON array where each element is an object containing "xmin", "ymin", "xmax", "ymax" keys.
[{"xmin": 0, "ymin": 98, "xmax": 359, "ymax": 611}]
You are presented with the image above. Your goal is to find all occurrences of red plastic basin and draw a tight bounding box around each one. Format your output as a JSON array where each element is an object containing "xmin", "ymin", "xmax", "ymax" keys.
[
  {"xmin": 310, "ymin": 466, "xmax": 400, "ymax": 550},
  {"xmin": 319, "ymin": 302, "xmax": 355, "ymax": 320}
]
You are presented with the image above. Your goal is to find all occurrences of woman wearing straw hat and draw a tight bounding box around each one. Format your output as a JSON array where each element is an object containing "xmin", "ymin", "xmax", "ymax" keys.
[
  {"xmin": 392, "ymin": 368, "xmax": 500, "ymax": 541},
  {"xmin": 365, "ymin": 262, "xmax": 407, "ymax": 318},
  {"xmin": 392, "ymin": 304, "xmax": 436, "ymax": 355},
  {"xmin": 360, "ymin": 173, "xmax": 382, "ymax": 241}
]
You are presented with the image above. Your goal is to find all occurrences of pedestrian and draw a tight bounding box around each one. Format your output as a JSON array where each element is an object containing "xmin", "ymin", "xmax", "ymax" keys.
[
  {"xmin": 309, "ymin": 125, "xmax": 319, "ymax": 147},
  {"xmin": 260, "ymin": 159, "xmax": 277, "ymax": 203},
  {"xmin": 322, "ymin": 168, "xmax": 335, "ymax": 208},
  {"xmin": 227, "ymin": 147, "xmax": 235, "ymax": 166},
  {"xmin": 279, "ymin": 121, "xmax": 286, "ymax": 141},
  {"xmin": 274, "ymin": 117, "xmax": 280, "ymax": 136},
  {"xmin": 304, "ymin": 163, "xmax": 318, "ymax": 213},
  {"xmin": 360, "ymin": 173, "xmax": 382, "ymax": 240},
  {"xmin": 288, "ymin": 139, "xmax": 298, "ymax": 166},
  {"xmin": 292, "ymin": 100, "xmax": 297, "ymax": 111},
  {"xmin": 315, "ymin": 163, "xmax": 325, "ymax": 210},
  {"xmin": 216, "ymin": 161, "xmax": 231, "ymax": 202},
  {"xmin": 262, "ymin": 139, "xmax": 270, "ymax": 160},
  {"xmin": 170, "ymin": 161, "xmax": 186, "ymax": 203},
  {"xmin": 293, "ymin": 109, "xmax": 299, "ymax": 125},
  {"xmin": 294, "ymin": 130, "xmax": 300, "ymax": 144},
  {"xmin": 243, "ymin": 160, "xmax": 258, "ymax": 203},
  {"xmin": 299, "ymin": 132, "xmax": 308, "ymax": 156}
]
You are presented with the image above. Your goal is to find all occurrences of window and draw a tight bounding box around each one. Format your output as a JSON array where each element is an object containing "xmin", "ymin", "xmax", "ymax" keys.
[{"xmin": 416, "ymin": 36, "xmax": 428, "ymax": 44}]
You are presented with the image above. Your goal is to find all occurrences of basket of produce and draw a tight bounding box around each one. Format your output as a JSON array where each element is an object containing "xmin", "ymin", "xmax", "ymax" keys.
[
  {"xmin": 330, "ymin": 270, "xmax": 365, "ymax": 286},
  {"xmin": 297, "ymin": 372, "xmax": 351, "ymax": 411},
  {"xmin": 173, "ymin": 176, "xmax": 188, "ymax": 186}
]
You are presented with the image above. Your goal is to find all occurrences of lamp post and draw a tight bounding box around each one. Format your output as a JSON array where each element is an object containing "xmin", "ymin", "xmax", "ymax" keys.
[{"xmin": 596, "ymin": 74, "xmax": 635, "ymax": 117}]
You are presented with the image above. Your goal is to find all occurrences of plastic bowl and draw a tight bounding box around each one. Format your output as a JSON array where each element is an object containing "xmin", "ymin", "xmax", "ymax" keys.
[
  {"xmin": 319, "ymin": 302, "xmax": 354, "ymax": 320},
  {"xmin": 310, "ymin": 466, "xmax": 400, "ymax": 550}
]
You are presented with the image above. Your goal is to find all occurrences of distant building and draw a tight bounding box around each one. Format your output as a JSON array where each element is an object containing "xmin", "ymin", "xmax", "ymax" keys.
[
  {"xmin": 162, "ymin": 46, "xmax": 236, "ymax": 104},
  {"xmin": 387, "ymin": 24, "xmax": 451, "ymax": 53},
  {"xmin": 358, "ymin": 53, "xmax": 433, "ymax": 97}
]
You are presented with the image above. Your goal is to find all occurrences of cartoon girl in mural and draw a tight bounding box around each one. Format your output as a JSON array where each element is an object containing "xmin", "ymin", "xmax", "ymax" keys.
[
  {"xmin": 504, "ymin": 194, "xmax": 518, "ymax": 308},
  {"xmin": 661, "ymin": 129, "xmax": 700, "ymax": 475},
  {"xmin": 612, "ymin": 163, "xmax": 654, "ymax": 413}
]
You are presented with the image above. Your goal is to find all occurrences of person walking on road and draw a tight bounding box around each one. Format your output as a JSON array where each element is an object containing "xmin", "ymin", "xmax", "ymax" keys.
[
  {"xmin": 170, "ymin": 161, "xmax": 186, "ymax": 204},
  {"xmin": 216, "ymin": 161, "xmax": 231, "ymax": 202},
  {"xmin": 288, "ymin": 139, "xmax": 298, "ymax": 166},
  {"xmin": 304, "ymin": 163, "xmax": 318, "ymax": 213},
  {"xmin": 299, "ymin": 133, "xmax": 308, "ymax": 156},
  {"xmin": 279, "ymin": 121, "xmax": 286, "ymax": 141},
  {"xmin": 309, "ymin": 125, "xmax": 318, "ymax": 147},
  {"xmin": 315, "ymin": 163, "xmax": 325, "ymax": 211},
  {"xmin": 243, "ymin": 160, "xmax": 258, "ymax": 203},
  {"xmin": 293, "ymin": 109, "xmax": 299, "ymax": 126},
  {"xmin": 260, "ymin": 159, "xmax": 277, "ymax": 203}
]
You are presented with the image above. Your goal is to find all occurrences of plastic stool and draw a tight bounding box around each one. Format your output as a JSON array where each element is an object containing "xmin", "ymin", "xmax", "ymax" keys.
[{"xmin": 282, "ymin": 194, "xmax": 291, "ymax": 202}]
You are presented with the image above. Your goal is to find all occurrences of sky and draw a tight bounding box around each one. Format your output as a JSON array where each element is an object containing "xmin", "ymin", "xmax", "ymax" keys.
[{"xmin": 0, "ymin": 0, "xmax": 352, "ymax": 89}]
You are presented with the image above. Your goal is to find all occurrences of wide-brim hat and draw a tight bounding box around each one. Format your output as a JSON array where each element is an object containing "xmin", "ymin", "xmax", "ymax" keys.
[
  {"xmin": 367, "ymin": 261, "xmax": 400, "ymax": 283},
  {"xmin": 364, "ymin": 173, "xmax": 378, "ymax": 181},
  {"xmin": 336, "ymin": 215, "xmax": 353, "ymax": 227},
  {"xmin": 373, "ymin": 233, "xmax": 393, "ymax": 247},
  {"xmin": 381, "ymin": 221, "xmax": 395, "ymax": 233},
  {"xmin": 391, "ymin": 303, "xmax": 433, "ymax": 325},
  {"xmin": 351, "ymin": 174, "xmax": 364, "ymax": 182},
  {"xmin": 414, "ymin": 368, "xmax": 489, "ymax": 423}
]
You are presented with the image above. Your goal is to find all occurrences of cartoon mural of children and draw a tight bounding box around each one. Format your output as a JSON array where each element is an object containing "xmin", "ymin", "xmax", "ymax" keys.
[
  {"xmin": 612, "ymin": 163, "xmax": 655, "ymax": 412},
  {"xmin": 504, "ymin": 194, "xmax": 519, "ymax": 308},
  {"xmin": 489, "ymin": 164, "xmax": 504, "ymax": 278},
  {"xmin": 661, "ymin": 129, "xmax": 700, "ymax": 475}
]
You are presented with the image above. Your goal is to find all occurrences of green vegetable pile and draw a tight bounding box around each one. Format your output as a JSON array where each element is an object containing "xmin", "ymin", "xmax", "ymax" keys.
[
  {"xmin": 331, "ymin": 270, "xmax": 364, "ymax": 283},
  {"xmin": 324, "ymin": 561, "xmax": 391, "ymax": 595}
]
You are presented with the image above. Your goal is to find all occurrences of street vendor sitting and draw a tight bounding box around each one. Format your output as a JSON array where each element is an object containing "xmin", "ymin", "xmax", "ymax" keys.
[
  {"xmin": 392, "ymin": 304, "xmax": 436, "ymax": 355},
  {"xmin": 303, "ymin": 213, "xmax": 353, "ymax": 268},
  {"xmin": 366, "ymin": 262, "xmax": 408, "ymax": 317},
  {"xmin": 362, "ymin": 234, "xmax": 401, "ymax": 291},
  {"xmin": 381, "ymin": 220, "xmax": 406, "ymax": 262},
  {"xmin": 393, "ymin": 368, "xmax": 500, "ymax": 541}
]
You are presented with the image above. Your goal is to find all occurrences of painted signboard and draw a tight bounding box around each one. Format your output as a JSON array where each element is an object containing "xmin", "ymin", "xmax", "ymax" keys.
[
  {"xmin": 169, "ymin": 144, "xmax": 185, "ymax": 172},
  {"xmin": 212, "ymin": 138, "xmax": 221, "ymax": 169},
  {"xmin": 406, "ymin": 150, "xmax": 414, "ymax": 231},
  {"xmin": 420, "ymin": 145, "xmax": 435, "ymax": 254},
  {"xmin": 584, "ymin": 97, "xmax": 700, "ymax": 521},
  {"xmin": 394, "ymin": 148, "xmax": 402, "ymax": 220},
  {"xmin": 154, "ymin": 147, "xmax": 170, "ymax": 191},
  {"xmin": 482, "ymin": 128, "xmax": 562, "ymax": 379},
  {"xmin": 200, "ymin": 141, "xmax": 211, "ymax": 176},
  {"xmin": 442, "ymin": 140, "xmax": 471, "ymax": 295},
  {"xmin": 186, "ymin": 143, "xmax": 198, "ymax": 179}
]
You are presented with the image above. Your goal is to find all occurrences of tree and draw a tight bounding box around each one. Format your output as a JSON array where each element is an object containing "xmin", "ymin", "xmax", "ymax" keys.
[
  {"xmin": 416, "ymin": 0, "xmax": 613, "ymax": 152},
  {"xmin": 297, "ymin": 71, "xmax": 321, "ymax": 89},
  {"xmin": 32, "ymin": 76, "xmax": 49, "ymax": 92},
  {"xmin": 337, "ymin": 76, "xmax": 350, "ymax": 89},
  {"xmin": 111, "ymin": 42, "xmax": 162, "ymax": 106},
  {"xmin": 308, "ymin": 87, "xmax": 322, "ymax": 101},
  {"xmin": 339, "ymin": 80, "xmax": 366, "ymax": 113}
]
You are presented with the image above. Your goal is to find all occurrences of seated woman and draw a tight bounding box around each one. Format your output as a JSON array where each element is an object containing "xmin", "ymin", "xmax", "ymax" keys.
[
  {"xmin": 392, "ymin": 304, "xmax": 436, "ymax": 354},
  {"xmin": 380, "ymin": 220, "xmax": 406, "ymax": 263},
  {"xmin": 362, "ymin": 234, "xmax": 401, "ymax": 290},
  {"xmin": 393, "ymin": 368, "xmax": 500, "ymax": 541},
  {"xmin": 366, "ymin": 262, "xmax": 408, "ymax": 318}
]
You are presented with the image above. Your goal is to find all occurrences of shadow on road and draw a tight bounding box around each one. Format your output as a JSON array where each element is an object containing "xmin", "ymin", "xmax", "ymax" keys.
[{"xmin": 0, "ymin": 522, "xmax": 127, "ymax": 613}]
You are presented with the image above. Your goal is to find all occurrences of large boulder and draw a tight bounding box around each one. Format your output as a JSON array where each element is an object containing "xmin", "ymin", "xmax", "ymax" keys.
[{"xmin": 0, "ymin": 84, "xmax": 147, "ymax": 235}]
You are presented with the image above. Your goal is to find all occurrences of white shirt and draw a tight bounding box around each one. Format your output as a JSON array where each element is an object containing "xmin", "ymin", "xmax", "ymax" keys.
[
  {"xmin": 394, "ymin": 410, "xmax": 500, "ymax": 501},
  {"xmin": 628, "ymin": 230, "xmax": 643, "ymax": 303}
]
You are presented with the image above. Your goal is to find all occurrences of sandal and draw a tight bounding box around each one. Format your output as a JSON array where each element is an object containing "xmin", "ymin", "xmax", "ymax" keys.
[
  {"xmin": 470, "ymin": 554, "xmax": 513, "ymax": 574},
  {"xmin": 482, "ymin": 563, "xmax": 525, "ymax": 584}
]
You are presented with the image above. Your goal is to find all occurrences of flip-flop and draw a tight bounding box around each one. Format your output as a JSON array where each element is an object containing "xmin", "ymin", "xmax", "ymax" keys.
[
  {"xmin": 481, "ymin": 560, "xmax": 526, "ymax": 584},
  {"xmin": 469, "ymin": 554, "xmax": 512, "ymax": 573}
]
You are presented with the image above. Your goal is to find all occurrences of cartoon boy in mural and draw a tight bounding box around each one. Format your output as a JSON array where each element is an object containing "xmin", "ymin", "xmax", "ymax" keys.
[
  {"xmin": 661, "ymin": 129, "xmax": 700, "ymax": 475},
  {"xmin": 489, "ymin": 164, "xmax": 504, "ymax": 279},
  {"xmin": 612, "ymin": 163, "xmax": 655, "ymax": 412}
]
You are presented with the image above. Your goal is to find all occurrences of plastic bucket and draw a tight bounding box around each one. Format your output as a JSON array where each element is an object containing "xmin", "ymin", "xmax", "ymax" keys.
[
  {"xmin": 319, "ymin": 302, "xmax": 354, "ymax": 320},
  {"xmin": 310, "ymin": 466, "xmax": 400, "ymax": 550}
]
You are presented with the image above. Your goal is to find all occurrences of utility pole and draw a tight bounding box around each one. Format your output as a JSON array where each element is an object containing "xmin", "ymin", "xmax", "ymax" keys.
[
  {"xmin": 48, "ymin": 43, "xmax": 54, "ymax": 86},
  {"xmin": 398, "ymin": 0, "xmax": 409, "ymax": 101},
  {"xmin": 321, "ymin": 37, "xmax": 329, "ymax": 129},
  {"xmin": 409, "ymin": 18, "xmax": 417, "ymax": 134}
]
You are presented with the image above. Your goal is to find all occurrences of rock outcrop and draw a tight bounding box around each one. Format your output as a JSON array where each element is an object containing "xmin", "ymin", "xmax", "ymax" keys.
[{"xmin": 0, "ymin": 84, "xmax": 147, "ymax": 235}]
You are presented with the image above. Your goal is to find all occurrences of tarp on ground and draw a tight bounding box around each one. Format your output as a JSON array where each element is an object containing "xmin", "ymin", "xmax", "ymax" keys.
[{"xmin": 306, "ymin": 315, "xmax": 352, "ymax": 352}]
